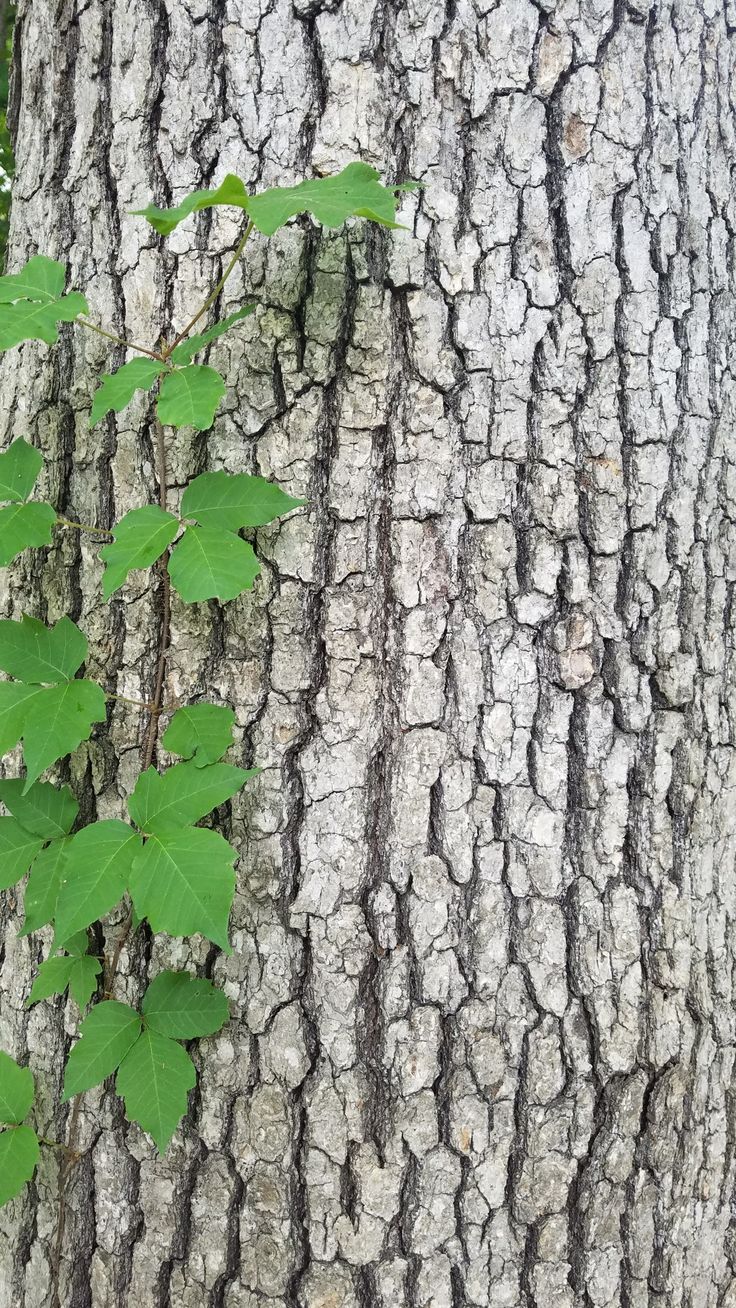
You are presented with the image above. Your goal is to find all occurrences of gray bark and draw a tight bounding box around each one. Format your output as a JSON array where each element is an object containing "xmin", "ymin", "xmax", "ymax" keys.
[{"xmin": 0, "ymin": 0, "xmax": 735, "ymax": 1305}]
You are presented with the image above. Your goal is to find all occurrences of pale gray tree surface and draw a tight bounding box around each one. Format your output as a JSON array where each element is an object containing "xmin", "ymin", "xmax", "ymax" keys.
[{"xmin": 0, "ymin": 0, "xmax": 734, "ymax": 1305}]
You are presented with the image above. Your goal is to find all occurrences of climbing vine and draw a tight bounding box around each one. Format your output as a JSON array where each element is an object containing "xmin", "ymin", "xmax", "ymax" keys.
[{"xmin": 0, "ymin": 162, "xmax": 417, "ymax": 1205}]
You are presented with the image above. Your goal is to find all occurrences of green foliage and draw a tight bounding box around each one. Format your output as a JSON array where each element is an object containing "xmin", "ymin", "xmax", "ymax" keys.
[
  {"xmin": 0, "ymin": 1050, "xmax": 34, "ymax": 1122},
  {"xmin": 0, "ymin": 438, "xmax": 43, "ymax": 501},
  {"xmin": 129, "ymin": 827, "xmax": 237, "ymax": 951},
  {"xmin": 62, "ymin": 972, "xmax": 227, "ymax": 1150},
  {"xmin": 128, "ymin": 760, "xmax": 253, "ymax": 833},
  {"xmin": 100, "ymin": 504, "xmax": 179, "ymax": 599},
  {"xmin": 170, "ymin": 305, "xmax": 254, "ymax": 365},
  {"xmin": 0, "ymin": 156, "xmax": 418, "ymax": 1180},
  {"xmin": 132, "ymin": 174, "xmax": 250, "ymax": 236},
  {"xmin": 62, "ymin": 1001, "xmax": 142, "ymax": 1099},
  {"xmin": 53, "ymin": 820, "xmax": 141, "ymax": 947},
  {"xmin": 28, "ymin": 932, "xmax": 101, "ymax": 1009},
  {"xmin": 0, "ymin": 502, "xmax": 55, "ymax": 565},
  {"xmin": 135, "ymin": 162, "xmax": 417, "ymax": 238},
  {"xmin": 157, "ymin": 364, "xmax": 226, "ymax": 430},
  {"xmin": 142, "ymin": 970, "xmax": 229, "ymax": 1038},
  {"xmin": 0, "ymin": 255, "xmax": 88, "ymax": 350},
  {"xmin": 167, "ymin": 525, "xmax": 260, "ymax": 603},
  {"xmin": 90, "ymin": 357, "xmax": 167, "ymax": 425},
  {"xmin": 0, "ymin": 614, "xmax": 87, "ymax": 683},
  {"xmin": 0, "ymin": 1051, "xmax": 39, "ymax": 1206},
  {"xmin": 162, "ymin": 703, "xmax": 236, "ymax": 767},
  {"xmin": 0, "ymin": 616, "xmax": 105, "ymax": 789},
  {"xmin": 181, "ymin": 470, "xmax": 304, "ymax": 530}
]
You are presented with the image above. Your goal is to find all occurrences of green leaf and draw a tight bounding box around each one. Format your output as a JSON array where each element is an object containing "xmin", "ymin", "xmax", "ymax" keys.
[
  {"xmin": 27, "ymin": 955, "xmax": 74, "ymax": 1005},
  {"xmin": 245, "ymin": 162, "xmax": 408, "ymax": 235},
  {"xmin": 28, "ymin": 953, "xmax": 101, "ymax": 1008},
  {"xmin": 0, "ymin": 255, "xmax": 65, "ymax": 304},
  {"xmin": 142, "ymin": 970, "xmax": 229, "ymax": 1039},
  {"xmin": 0, "ymin": 502, "xmax": 56, "ymax": 565},
  {"xmin": 129, "ymin": 827, "xmax": 236, "ymax": 950},
  {"xmin": 90, "ymin": 358, "xmax": 168, "ymax": 425},
  {"xmin": 116, "ymin": 1028, "xmax": 195, "ymax": 1153},
  {"xmin": 53, "ymin": 819, "xmax": 141, "ymax": 946},
  {"xmin": 62, "ymin": 1000, "xmax": 142, "ymax": 1100},
  {"xmin": 162, "ymin": 703, "xmax": 236, "ymax": 768},
  {"xmin": 168, "ymin": 526, "xmax": 260, "ymax": 604},
  {"xmin": 0, "ymin": 1125, "xmax": 39, "ymax": 1206},
  {"xmin": 0, "ymin": 818, "xmax": 44, "ymax": 889},
  {"xmin": 68, "ymin": 956, "xmax": 102, "ymax": 1009},
  {"xmin": 0, "ymin": 683, "xmax": 39, "ymax": 754},
  {"xmin": 21, "ymin": 838, "xmax": 70, "ymax": 934},
  {"xmin": 0, "ymin": 615, "xmax": 88, "ymax": 684},
  {"xmin": 0, "ymin": 779, "xmax": 79, "ymax": 839},
  {"xmin": 132, "ymin": 174, "xmax": 249, "ymax": 236},
  {"xmin": 157, "ymin": 365, "xmax": 226, "ymax": 431},
  {"xmin": 99, "ymin": 505, "xmax": 179, "ymax": 600},
  {"xmin": 169, "ymin": 306, "xmax": 255, "ymax": 366},
  {"xmin": 132, "ymin": 165, "xmax": 418, "ymax": 239},
  {"xmin": 0, "ymin": 1051, "xmax": 34, "ymax": 1123},
  {"xmin": 181, "ymin": 470, "xmax": 304, "ymax": 532},
  {"xmin": 0, "ymin": 439, "xmax": 43, "ymax": 502},
  {"xmin": 21, "ymin": 679, "xmax": 106, "ymax": 790},
  {"xmin": 0, "ymin": 291, "xmax": 89, "ymax": 350},
  {"xmin": 128, "ymin": 761, "xmax": 254, "ymax": 834}
]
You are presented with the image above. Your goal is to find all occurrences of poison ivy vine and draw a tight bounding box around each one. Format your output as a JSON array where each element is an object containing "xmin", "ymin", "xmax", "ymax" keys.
[{"xmin": 0, "ymin": 162, "xmax": 417, "ymax": 1209}]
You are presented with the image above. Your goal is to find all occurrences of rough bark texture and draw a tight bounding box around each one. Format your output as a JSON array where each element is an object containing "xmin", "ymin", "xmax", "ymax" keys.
[{"xmin": 0, "ymin": 1, "xmax": 735, "ymax": 1305}]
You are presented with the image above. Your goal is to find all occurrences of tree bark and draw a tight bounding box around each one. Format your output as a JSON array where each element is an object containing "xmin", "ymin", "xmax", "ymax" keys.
[{"xmin": 0, "ymin": 1, "xmax": 735, "ymax": 1305}]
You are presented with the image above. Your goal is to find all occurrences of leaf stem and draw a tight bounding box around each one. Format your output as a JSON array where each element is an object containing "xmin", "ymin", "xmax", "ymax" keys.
[
  {"xmin": 55, "ymin": 515, "xmax": 113, "ymax": 538},
  {"xmin": 105, "ymin": 692, "xmax": 156, "ymax": 711},
  {"xmin": 76, "ymin": 317, "xmax": 164, "ymax": 362},
  {"xmin": 164, "ymin": 220, "xmax": 254, "ymax": 357}
]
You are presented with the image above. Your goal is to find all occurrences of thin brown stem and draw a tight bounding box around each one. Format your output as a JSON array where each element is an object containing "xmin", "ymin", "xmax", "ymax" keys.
[
  {"xmin": 164, "ymin": 220, "xmax": 254, "ymax": 356},
  {"xmin": 55, "ymin": 515, "xmax": 113, "ymax": 537},
  {"xmin": 75, "ymin": 317, "xmax": 164, "ymax": 362},
  {"xmin": 105, "ymin": 691, "xmax": 156, "ymax": 710}
]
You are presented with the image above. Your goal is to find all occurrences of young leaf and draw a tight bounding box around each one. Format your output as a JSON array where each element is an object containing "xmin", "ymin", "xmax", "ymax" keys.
[
  {"xmin": 99, "ymin": 505, "xmax": 179, "ymax": 600},
  {"xmin": 129, "ymin": 826, "xmax": 237, "ymax": 950},
  {"xmin": 0, "ymin": 1051, "xmax": 34, "ymax": 1123},
  {"xmin": 21, "ymin": 838, "xmax": 70, "ymax": 934},
  {"xmin": 245, "ymin": 161, "xmax": 413, "ymax": 236},
  {"xmin": 0, "ymin": 614, "xmax": 88, "ymax": 684},
  {"xmin": 0, "ymin": 778, "xmax": 79, "ymax": 839},
  {"xmin": 62, "ymin": 1000, "xmax": 142, "ymax": 1100},
  {"xmin": 27, "ymin": 955, "xmax": 74, "ymax": 1005},
  {"xmin": 181, "ymin": 470, "xmax": 304, "ymax": 532},
  {"xmin": 157, "ymin": 365, "xmax": 226, "ymax": 431},
  {"xmin": 68, "ymin": 955, "xmax": 102, "ymax": 1009},
  {"xmin": 168, "ymin": 526, "xmax": 260, "ymax": 604},
  {"xmin": 53, "ymin": 819, "xmax": 141, "ymax": 946},
  {"xmin": 0, "ymin": 292, "xmax": 89, "ymax": 351},
  {"xmin": 142, "ymin": 970, "xmax": 229, "ymax": 1039},
  {"xmin": 0, "ymin": 1126, "xmax": 39, "ymax": 1206},
  {"xmin": 132, "ymin": 174, "xmax": 249, "ymax": 236},
  {"xmin": 128, "ymin": 761, "xmax": 254, "ymax": 834},
  {"xmin": 0, "ymin": 438, "xmax": 43, "ymax": 502},
  {"xmin": 0, "ymin": 502, "xmax": 56, "ymax": 565},
  {"xmin": 162, "ymin": 703, "xmax": 236, "ymax": 768},
  {"xmin": 27, "ymin": 952, "xmax": 101, "ymax": 1009},
  {"xmin": 21, "ymin": 679, "xmax": 106, "ymax": 790},
  {"xmin": 116, "ymin": 1028, "xmax": 195, "ymax": 1153},
  {"xmin": 0, "ymin": 818, "xmax": 44, "ymax": 889},
  {"xmin": 90, "ymin": 358, "xmax": 168, "ymax": 426},
  {"xmin": 0, "ymin": 255, "xmax": 65, "ymax": 304},
  {"xmin": 169, "ymin": 306, "xmax": 255, "ymax": 366},
  {"xmin": 0, "ymin": 683, "xmax": 40, "ymax": 754}
]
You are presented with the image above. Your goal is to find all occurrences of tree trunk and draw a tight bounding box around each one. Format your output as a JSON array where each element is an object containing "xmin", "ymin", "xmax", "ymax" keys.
[{"xmin": 0, "ymin": 1, "xmax": 735, "ymax": 1305}]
